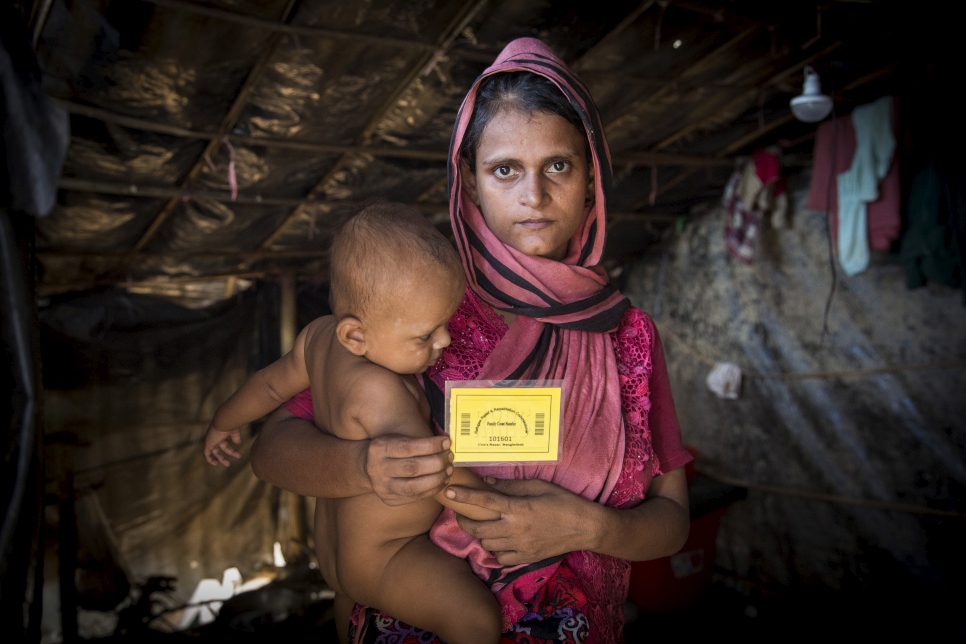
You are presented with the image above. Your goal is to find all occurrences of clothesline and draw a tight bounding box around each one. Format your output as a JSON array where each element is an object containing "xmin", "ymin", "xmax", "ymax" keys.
[{"xmin": 660, "ymin": 325, "xmax": 966, "ymax": 380}]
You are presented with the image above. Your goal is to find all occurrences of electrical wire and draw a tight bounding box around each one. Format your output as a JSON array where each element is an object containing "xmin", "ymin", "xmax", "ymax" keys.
[{"xmin": 819, "ymin": 103, "xmax": 838, "ymax": 346}]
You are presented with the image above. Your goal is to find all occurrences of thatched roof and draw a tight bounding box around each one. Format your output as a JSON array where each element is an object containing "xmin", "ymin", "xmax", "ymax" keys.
[{"xmin": 30, "ymin": 0, "xmax": 945, "ymax": 301}]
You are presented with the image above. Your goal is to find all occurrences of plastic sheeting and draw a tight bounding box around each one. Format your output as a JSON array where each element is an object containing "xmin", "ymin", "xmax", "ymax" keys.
[
  {"xmin": 621, "ymin": 175, "xmax": 966, "ymax": 613},
  {"xmin": 40, "ymin": 286, "xmax": 280, "ymax": 601},
  {"xmin": 2, "ymin": 4, "xmax": 69, "ymax": 216},
  {"xmin": 33, "ymin": 0, "xmax": 693, "ymax": 291},
  {"xmin": 0, "ymin": 209, "xmax": 46, "ymax": 635},
  {"xmin": 30, "ymin": 0, "xmax": 926, "ymax": 293}
]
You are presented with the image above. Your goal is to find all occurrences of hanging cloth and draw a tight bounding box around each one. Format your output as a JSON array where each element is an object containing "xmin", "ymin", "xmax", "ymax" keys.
[
  {"xmin": 836, "ymin": 96, "xmax": 896, "ymax": 275},
  {"xmin": 807, "ymin": 97, "xmax": 902, "ymax": 267}
]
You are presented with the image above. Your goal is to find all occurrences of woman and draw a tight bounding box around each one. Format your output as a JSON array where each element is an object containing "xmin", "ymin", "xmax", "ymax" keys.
[{"xmin": 251, "ymin": 38, "xmax": 691, "ymax": 643}]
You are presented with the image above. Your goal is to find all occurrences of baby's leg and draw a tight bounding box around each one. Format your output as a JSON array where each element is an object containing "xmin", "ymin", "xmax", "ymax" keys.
[
  {"xmin": 333, "ymin": 592, "xmax": 353, "ymax": 644},
  {"xmin": 358, "ymin": 535, "xmax": 501, "ymax": 644}
]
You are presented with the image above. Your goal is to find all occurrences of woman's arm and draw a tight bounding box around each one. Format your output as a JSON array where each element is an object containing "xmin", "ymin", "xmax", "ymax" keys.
[
  {"xmin": 250, "ymin": 407, "xmax": 455, "ymax": 504},
  {"xmin": 444, "ymin": 467, "xmax": 689, "ymax": 565},
  {"xmin": 590, "ymin": 467, "xmax": 689, "ymax": 561}
]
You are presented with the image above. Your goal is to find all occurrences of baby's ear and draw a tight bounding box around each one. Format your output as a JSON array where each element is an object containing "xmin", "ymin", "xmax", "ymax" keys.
[
  {"xmin": 336, "ymin": 317, "xmax": 367, "ymax": 356},
  {"xmin": 460, "ymin": 159, "xmax": 480, "ymax": 205}
]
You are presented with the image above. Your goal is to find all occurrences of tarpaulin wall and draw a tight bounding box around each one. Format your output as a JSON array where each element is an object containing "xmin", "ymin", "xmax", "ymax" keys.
[
  {"xmin": 40, "ymin": 285, "xmax": 280, "ymax": 607},
  {"xmin": 2, "ymin": 3, "xmax": 69, "ymax": 637},
  {"xmin": 621, "ymin": 175, "xmax": 966, "ymax": 614}
]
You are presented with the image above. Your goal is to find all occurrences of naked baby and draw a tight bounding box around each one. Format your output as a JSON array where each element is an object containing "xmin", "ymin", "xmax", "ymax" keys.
[{"xmin": 204, "ymin": 202, "xmax": 501, "ymax": 643}]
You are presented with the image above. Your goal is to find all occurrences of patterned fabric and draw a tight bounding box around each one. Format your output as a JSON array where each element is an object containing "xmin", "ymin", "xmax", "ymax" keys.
[
  {"xmin": 349, "ymin": 290, "xmax": 662, "ymax": 643},
  {"xmin": 723, "ymin": 167, "xmax": 759, "ymax": 264},
  {"xmin": 722, "ymin": 148, "xmax": 786, "ymax": 263}
]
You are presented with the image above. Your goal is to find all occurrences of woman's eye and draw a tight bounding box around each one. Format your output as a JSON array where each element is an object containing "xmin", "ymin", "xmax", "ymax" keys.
[
  {"xmin": 494, "ymin": 165, "xmax": 513, "ymax": 178},
  {"xmin": 419, "ymin": 333, "xmax": 432, "ymax": 342},
  {"xmin": 549, "ymin": 161, "xmax": 569, "ymax": 173}
]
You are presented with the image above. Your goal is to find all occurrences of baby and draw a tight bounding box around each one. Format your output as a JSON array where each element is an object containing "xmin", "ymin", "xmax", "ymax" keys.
[{"xmin": 204, "ymin": 202, "xmax": 501, "ymax": 643}]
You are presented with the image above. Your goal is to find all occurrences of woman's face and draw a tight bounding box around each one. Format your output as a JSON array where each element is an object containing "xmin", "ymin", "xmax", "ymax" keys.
[{"xmin": 464, "ymin": 109, "xmax": 593, "ymax": 261}]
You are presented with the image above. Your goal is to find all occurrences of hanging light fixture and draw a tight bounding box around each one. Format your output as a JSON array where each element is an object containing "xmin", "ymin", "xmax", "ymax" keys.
[{"xmin": 790, "ymin": 66, "xmax": 833, "ymax": 122}]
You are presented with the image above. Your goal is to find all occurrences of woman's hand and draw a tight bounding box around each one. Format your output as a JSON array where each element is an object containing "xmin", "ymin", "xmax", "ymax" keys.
[
  {"xmin": 445, "ymin": 478, "xmax": 601, "ymax": 565},
  {"xmin": 251, "ymin": 408, "xmax": 452, "ymax": 502},
  {"xmin": 365, "ymin": 435, "xmax": 454, "ymax": 506},
  {"xmin": 445, "ymin": 467, "xmax": 690, "ymax": 564}
]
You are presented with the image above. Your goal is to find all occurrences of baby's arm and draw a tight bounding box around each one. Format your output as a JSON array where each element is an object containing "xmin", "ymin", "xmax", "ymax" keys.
[
  {"xmin": 204, "ymin": 324, "xmax": 313, "ymax": 466},
  {"xmin": 347, "ymin": 372, "xmax": 500, "ymax": 521},
  {"xmin": 440, "ymin": 469, "xmax": 500, "ymax": 522}
]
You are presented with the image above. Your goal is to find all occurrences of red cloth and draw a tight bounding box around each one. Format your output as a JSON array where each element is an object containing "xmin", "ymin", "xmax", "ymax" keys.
[
  {"xmin": 807, "ymin": 97, "xmax": 901, "ymax": 251},
  {"xmin": 283, "ymin": 388, "xmax": 313, "ymax": 420},
  {"xmin": 753, "ymin": 148, "xmax": 782, "ymax": 191}
]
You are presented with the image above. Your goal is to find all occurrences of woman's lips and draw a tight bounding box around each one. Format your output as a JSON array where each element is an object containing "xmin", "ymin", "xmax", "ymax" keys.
[{"xmin": 517, "ymin": 219, "xmax": 554, "ymax": 228}]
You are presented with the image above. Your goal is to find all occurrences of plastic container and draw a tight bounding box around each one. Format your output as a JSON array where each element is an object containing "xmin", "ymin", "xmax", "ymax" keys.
[{"xmin": 627, "ymin": 447, "xmax": 744, "ymax": 612}]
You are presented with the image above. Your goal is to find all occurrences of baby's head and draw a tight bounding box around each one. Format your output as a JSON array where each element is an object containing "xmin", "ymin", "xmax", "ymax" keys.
[{"xmin": 330, "ymin": 202, "xmax": 466, "ymax": 375}]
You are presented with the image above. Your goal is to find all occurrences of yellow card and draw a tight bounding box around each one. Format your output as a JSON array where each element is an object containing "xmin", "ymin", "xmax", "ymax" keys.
[{"xmin": 447, "ymin": 385, "xmax": 561, "ymax": 464}]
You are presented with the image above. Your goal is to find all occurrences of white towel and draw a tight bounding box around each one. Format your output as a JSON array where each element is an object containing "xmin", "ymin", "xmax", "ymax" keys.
[{"xmin": 837, "ymin": 96, "xmax": 896, "ymax": 275}]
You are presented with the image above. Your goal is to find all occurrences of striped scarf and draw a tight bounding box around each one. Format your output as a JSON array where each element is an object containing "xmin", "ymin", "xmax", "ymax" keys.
[{"xmin": 426, "ymin": 38, "xmax": 631, "ymax": 600}]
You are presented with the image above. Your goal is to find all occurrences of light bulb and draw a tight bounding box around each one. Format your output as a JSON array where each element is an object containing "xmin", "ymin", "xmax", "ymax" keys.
[{"xmin": 790, "ymin": 66, "xmax": 833, "ymax": 123}]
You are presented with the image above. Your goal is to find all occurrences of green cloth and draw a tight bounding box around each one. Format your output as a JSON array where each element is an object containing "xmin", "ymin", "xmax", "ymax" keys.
[{"xmin": 900, "ymin": 157, "xmax": 966, "ymax": 305}]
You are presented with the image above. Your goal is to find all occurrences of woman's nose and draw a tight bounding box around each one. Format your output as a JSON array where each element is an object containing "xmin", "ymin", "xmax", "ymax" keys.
[{"xmin": 519, "ymin": 172, "xmax": 547, "ymax": 208}]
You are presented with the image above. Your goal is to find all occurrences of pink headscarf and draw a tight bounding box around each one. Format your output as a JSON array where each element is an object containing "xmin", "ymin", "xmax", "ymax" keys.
[{"xmin": 427, "ymin": 38, "xmax": 630, "ymax": 608}]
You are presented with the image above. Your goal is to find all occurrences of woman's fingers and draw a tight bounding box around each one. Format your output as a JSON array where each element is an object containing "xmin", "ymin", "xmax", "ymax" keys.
[
  {"xmin": 373, "ymin": 434, "xmax": 450, "ymax": 461},
  {"xmin": 457, "ymin": 480, "xmax": 600, "ymax": 563},
  {"xmin": 491, "ymin": 550, "xmax": 526, "ymax": 567},
  {"xmin": 444, "ymin": 485, "xmax": 514, "ymax": 514},
  {"xmin": 382, "ymin": 469, "xmax": 451, "ymax": 505},
  {"xmin": 454, "ymin": 514, "xmax": 497, "ymax": 540},
  {"xmin": 485, "ymin": 477, "xmax": 550, "ymax": 496},
  {"xmin": 366, "ymin": 434, "xmax": 453, "ymax": 505}
]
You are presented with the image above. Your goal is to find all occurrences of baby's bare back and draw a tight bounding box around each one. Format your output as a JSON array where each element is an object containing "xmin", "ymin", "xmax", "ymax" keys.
[{"xmin": 299, "ymin": 317, "xmax": 444, "ymax": 598}]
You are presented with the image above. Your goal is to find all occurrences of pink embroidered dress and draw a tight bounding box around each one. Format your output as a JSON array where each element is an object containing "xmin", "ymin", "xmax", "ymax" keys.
[
  {"xmin": 287, "ymin": 288, "xmax": 690, "ymax": 643},
  {"xmin": 434, "ymin": 289, "xmax": 688, "ymax": 640}
]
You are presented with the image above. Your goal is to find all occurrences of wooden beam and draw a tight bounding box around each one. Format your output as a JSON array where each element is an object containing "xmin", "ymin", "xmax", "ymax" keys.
[
  {"xmin": 609, "ymin": 211, "xmax": 681, "ymax": 223},
  {"xmin": 616, "ymin": 152, "xmax": 733, "ymax": 167},
  {"xmin": 56, "ymin": 178, "xmax": 450, "ymax": 213},
  {"xmin": 57, "ymin": 100, "xmax": 736, "ymax": 169},
  {"xmin": 120, "ymin": 0, "xmax": 302, "ymax": 264},
  {"xmin": 55, "ymin": 101, "xmax": 452, "ymax": 160},
  {"xmin": 57, "ymin": 178, "xmax": 305, "ymax": 206},
  {"xmin": 669, "ymin": 0, "xmax": 768, "ymax": 27},
  {"xmin": 39, "ymin": 249, "xmax": 327, "ymax": 261},
  {"xmin": 650, "ymin": 41, "xmax": 843, "ymax": 151},
  {"xmin": 570, "ymin": 0, "xmax": 657, "ymax": 71},
  {"xmin": 39, "ymin": 271, "xmax": 269, "ymax": 296},
  {"xmin": 629, "ymin": 60, "xmax": 900, "ymax": 210},
  {"xmin": 248, "ymin": 0, "xmax": 491, "ymax": 255},
  {"xmin": 143, "ymin": 0, "xmax": 435, "ymax": 52},
  {"xmin": 605, "ymin": 25, "xmax": 760, "ymax": 130},
  {"xmin": 53, "ymin": 99, "xmax": 206, "ymax": 140},
  {"xmin": 141, "ymin": 0, "xmax": 498, "ymax": 63}
]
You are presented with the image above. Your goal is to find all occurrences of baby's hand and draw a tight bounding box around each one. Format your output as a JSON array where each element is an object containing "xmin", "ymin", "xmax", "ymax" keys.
[{"xmin": 204, "ymin": 424, "xmax": 242, "ymax": 466}]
